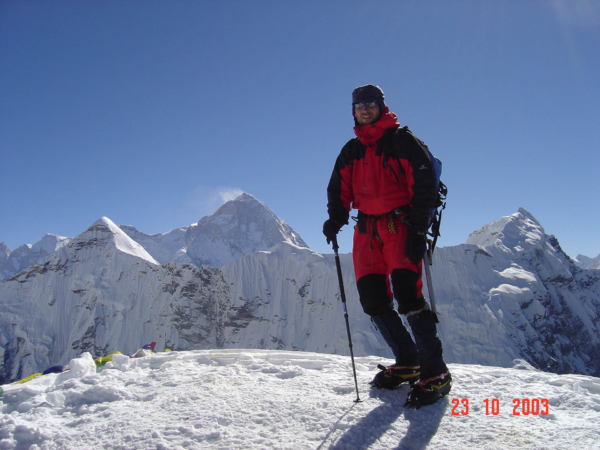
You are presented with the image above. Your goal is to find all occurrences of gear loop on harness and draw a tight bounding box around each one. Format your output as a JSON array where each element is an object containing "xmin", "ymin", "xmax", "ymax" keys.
[
  {"xmin": 354, "ymin": 207, "xmax": 412, "ymax": 269},
  {"xmin": 356, "ymin": 207, "xmax": 411, "ymax": 238}
]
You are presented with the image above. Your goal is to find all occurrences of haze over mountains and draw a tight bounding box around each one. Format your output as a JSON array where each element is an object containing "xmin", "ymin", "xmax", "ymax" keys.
[{"xmin": 1, "ymin": 194, "xmax": 599, "ymax": 383}]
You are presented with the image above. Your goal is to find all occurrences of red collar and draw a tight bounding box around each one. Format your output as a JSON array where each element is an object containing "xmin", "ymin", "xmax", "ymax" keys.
[{"xmin": 354, "ymin": 109, "xmax": 400, "ymax": 147}]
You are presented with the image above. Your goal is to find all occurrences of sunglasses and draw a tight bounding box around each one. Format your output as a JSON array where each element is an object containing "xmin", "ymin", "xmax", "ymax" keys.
[{"xmin": 354, "ymin": 101, "xmax": 378, "ymax": 109}]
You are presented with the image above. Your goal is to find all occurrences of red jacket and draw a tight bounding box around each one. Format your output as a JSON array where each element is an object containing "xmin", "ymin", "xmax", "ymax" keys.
[{"xmin": 327, "ymin": 109, "xmax": 438, "ymax": 231}]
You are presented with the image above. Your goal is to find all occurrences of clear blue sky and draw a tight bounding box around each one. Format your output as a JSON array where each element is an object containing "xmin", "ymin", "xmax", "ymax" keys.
[{"xmin": 2, "ymin": 0, "xmax": 599, "ymax": 259}]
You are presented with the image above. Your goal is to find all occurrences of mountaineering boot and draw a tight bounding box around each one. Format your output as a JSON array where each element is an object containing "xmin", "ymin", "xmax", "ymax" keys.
[
  {"xmin": 406, "ymin": 307, "xmax": 448, "ymax": 382},
  {"xmin": 404, "ymin": 371, "xmax": 452, "ymax": 409},
  {"xmin": 370, "ymin": 363, "xmax": 420, "ymax": 389}
]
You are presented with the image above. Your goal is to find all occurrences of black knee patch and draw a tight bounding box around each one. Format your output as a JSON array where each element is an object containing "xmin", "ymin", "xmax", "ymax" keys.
[
  {"xmin": 357, "ymin": 274, "xmax": 394, "ymax": 316},
  {"xmin": 391, "ymin": 269, "xmax": 426, "ymax": 315},
  {"xmin": 407, "ymin": 308, "xmax": 439, "ymax": 325}
]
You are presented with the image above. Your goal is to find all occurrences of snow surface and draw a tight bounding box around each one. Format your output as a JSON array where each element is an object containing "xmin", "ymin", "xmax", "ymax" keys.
[{"xmin": 1, "ymin": 349, "xmax": 599, "ymax": 449}]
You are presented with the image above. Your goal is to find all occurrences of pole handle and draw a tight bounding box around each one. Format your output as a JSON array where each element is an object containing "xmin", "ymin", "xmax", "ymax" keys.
[{"xmin": 331, "ymin": 235, "xmax": 339, "ymax": 253}]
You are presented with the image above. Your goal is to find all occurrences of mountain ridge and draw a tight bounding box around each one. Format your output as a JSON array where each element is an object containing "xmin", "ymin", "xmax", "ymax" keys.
[
  {"xmin": 0, "ymin": 193, "xmax": 307, "ymax": 280},
  {"xmin": 1, "ymin": 199, "xmax": 600, "ymax": 382}
]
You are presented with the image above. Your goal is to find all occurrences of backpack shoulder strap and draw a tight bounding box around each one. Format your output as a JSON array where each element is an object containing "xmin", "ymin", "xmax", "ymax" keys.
[
  {"xmin": 385, "ymin": 125, "xmax": 425, "ymax": 154},
  {"xmin": 381, "ymin": 126, "xmax": 411, "ymax": 158}
]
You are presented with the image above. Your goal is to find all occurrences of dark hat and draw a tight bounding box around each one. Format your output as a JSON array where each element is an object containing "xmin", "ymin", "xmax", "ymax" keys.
[{"xmin": 351, "ymin": 84, "xmax": 386, "ymax": 115}]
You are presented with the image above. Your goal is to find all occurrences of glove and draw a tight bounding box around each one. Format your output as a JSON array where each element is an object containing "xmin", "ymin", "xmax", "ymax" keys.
[
  {"xmin": 322, "ymin": 219, "xmax": 344, "ymax": 245},
  {"xmin": 406, "ymin": 228, "xmax": 427, "ymax": 264}
]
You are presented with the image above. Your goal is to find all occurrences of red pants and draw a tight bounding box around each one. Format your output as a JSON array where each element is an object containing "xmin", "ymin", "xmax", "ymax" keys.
[{"xmin": 353, "ymin": 215, "xmax": 423, "ymax": 309}]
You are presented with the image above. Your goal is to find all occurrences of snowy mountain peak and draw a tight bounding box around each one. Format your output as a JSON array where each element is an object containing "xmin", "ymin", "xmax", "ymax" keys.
[
  {"xmin": 211, "ymin": 193, "xmax": 285, "ymax": 223},
  {"xmin": 0, "ymin": 234, "xmax": 71, "ymax": 281},
  {"xmin": 574, "ymin": 253, "xmax": 600, "ymax": 270},
  {"xmin": 31, "ymin": 233, "xmax": 70, "ymax": 254},
  {"xmin": 92, "ymin": 216, "xmax": 117, "ymax": 229},
  {"xmin": 0, "ymin": 242, "xmax": 9, "ymax": 261},
  {"xmin": 230, "ymin": 192, "xmax": 255, "ymax": 203},
  {"xmin": 117, "ymin": 193, "xmax": 307, "ymax": 268},
  {"xmin": 466, "ymin": 207, "xmax": 545, "ymax": 253},
  {"xmin": 185, "ymin": 193, "xmax": 308, "ymax": 267},
  {"xmin": 74, "ymin": 217, "xmax": 159, "ymax": 265}
]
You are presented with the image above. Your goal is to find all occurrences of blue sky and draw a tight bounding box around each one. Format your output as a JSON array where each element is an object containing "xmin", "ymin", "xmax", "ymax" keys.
[{"xmin": 1, "ymin": 0, "xmax": 599, "ymax": 259}]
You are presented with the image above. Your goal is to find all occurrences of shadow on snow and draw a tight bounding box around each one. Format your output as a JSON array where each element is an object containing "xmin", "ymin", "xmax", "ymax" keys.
[{"xmin": 323, "ymin": 386, "xmax": 447, "ymax": 450}]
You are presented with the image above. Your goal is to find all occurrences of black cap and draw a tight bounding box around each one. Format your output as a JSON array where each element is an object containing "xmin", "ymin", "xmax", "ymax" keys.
[
  {"xmin": 351, "ymin": 84, "xmax": 386, "ymax": 115},
  {"xmin": 352, "ymin": 85, "xmax": 384, "ymax": 103}
]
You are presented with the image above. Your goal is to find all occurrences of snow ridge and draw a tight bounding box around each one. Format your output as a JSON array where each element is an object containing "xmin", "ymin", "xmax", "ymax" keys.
[{"xmin": 80, "ymin": 217, "xmax": 159, "ymax": 266}]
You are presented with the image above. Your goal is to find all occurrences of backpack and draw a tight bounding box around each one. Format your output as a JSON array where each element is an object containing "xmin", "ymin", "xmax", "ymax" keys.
[
  {"xmin": 427, "ymin": 155, "xmax": 447, "ymax": 254},
  {"xmin": 391, "ymin": 126, "xmax": 447, "ymax": 254}
]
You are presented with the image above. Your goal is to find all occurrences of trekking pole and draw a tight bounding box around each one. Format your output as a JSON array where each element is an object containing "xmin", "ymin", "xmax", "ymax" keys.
[
  {"xmin": 331, "ymin": 236, "xmax": 361, "ymax": 403},
  {"xmin": 423, "ymin": 239, "xmax": 437, "ymax": 314}
]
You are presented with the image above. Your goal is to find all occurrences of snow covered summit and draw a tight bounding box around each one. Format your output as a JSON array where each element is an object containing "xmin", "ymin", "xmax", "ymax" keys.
[
  {"xmin": 77, "ymin": 217, "xmax": 159, "ymax": 266},
  {"xmin": 185, "ymin": 193, "xmax": 308, "ymax": 267},
  {"xmin": 118, "ymin": 193, "xmax": 308, "ymax": 268},
  {"xmin": 434, "ymin": 208, "xmax": 600, "ymax": 376},
  {"xmin": 466, "ymin": 207, "xmax": 545, "ymax": 252},
  {"xmin": 0, "ymin": 233, "xmax": 70, "ymax": 281}
]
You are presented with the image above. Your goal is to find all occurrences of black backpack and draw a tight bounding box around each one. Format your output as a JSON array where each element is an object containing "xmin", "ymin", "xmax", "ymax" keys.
[{"xmin": 392, "ymin": 126, "xmax": 447, "ymax": 254}]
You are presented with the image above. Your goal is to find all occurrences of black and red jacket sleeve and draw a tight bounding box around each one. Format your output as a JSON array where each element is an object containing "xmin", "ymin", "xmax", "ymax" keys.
[
  {"xmin": 326, "ymin": 138, "xmax": 360, "ymax": 226},
  {"xmin": 393, "ymin": 127, "xmax": 438, "ymax": 232}
]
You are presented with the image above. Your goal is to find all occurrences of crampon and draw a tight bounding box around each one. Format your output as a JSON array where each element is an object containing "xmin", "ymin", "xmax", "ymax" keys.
[
  {"xmin": 369, "ymin": 364, "xmax": 420, "ymax": 390},
  {"xmin": 404, "ymin": 372, "xmax": 452, "ymax": 409}
]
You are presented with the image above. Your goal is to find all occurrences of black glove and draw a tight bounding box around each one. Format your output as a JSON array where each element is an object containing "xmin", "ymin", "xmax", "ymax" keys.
[
  {"xmin": 406, "ymin": 228, "xmax": 427, "ymax": 264},
  {"xmin": 322, "ymin": 219, "xmax": 344, "ymax": 244}
]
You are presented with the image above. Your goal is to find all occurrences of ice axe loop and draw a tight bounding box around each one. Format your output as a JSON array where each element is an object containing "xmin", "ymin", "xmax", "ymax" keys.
[{"xmin": 331, "ymin": 236, "xmax": 361, "ymax": 403}]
